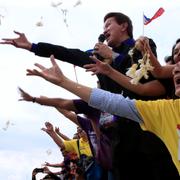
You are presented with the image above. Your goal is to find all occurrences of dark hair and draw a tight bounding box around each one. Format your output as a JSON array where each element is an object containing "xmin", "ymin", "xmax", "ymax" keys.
[
  {"xmin": 171, "ymin": 38, "xmax": 180, "ymax": 64},
  {"xmin": 104, "ymin": 12, "xmax": 133, "ymax": 38},
  {"xmin": 164, "ymin": 55, "xmax": 172, "ymax": 63}
]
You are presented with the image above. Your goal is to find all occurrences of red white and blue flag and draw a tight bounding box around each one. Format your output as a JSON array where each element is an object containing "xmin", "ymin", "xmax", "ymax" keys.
[{"xmin": 143, "ymin": 7, "xmax": 165, "ymax": 25}]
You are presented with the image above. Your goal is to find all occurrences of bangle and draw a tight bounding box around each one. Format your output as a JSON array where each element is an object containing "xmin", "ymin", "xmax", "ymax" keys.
[{"xmin": 32, "ymin": 97, "xmax": 36, "ymax": 103}]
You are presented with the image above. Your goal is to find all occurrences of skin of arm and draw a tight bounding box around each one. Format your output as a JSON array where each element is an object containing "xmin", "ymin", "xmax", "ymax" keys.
[
  {"xmin": 43, "ymin": 166, "xmax": 62, "ymax": 176},
  {"xmin": 18, "ymin": 87, "xmax": 77, "ymax": 111},
  {"xmin": 18, "ymin": 87, "xmax": 99, "ymax": 138},
  {"xmin": 84, "ymin": 56, "xmax": 166, "ymax": 96},
  {"xmin": 55, "ymin": 108, "xmax": 80, "ymax": 126},
  {"xmin": 55, "ymin": 127, "xmax": 71, "ymax": 141},
  {"xmin": 41, "ymin": 121, "xmax": 65, "ymax": 150},
  {"xmin": 137, "ymin": 36, "xmax": 175, "ymax": 78},
  {"xmin": 44, "ymin": 161, "xmax": 64, "ymax": 167},
  {"xmin": 26, "ymin": 55, "xmax": 142, "ymax": 123}
]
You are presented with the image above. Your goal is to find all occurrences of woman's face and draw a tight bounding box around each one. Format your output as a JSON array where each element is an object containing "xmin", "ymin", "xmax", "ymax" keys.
[
  {"xmin": 173, "ymin": 62, "xmax": 180, "ymax": 97},
  {"xmin": 173, "ymin": 42, "xmax": 180, "ymax": 63}
]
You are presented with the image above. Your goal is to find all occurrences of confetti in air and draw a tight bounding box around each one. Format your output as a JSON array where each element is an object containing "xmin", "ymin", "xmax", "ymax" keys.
[
  {"xmin": 0, "ymin": 6, "xmax": 7, "ymax": 25},
  {"xmin": 36, "ymin": 16, "xmax": 44, "ymax": 27},
  {"xmin": 73, "ymin": 0, "xmax": 82, "ymax": 7},
  {"xmin": 46, "ymin": 149, "xmax": 52, "ymax": 156},
  {"xmin": 51, "ymin": 0, "xmax": 82, "ymax": 27},
  {"xmin": 2, "ymin": 120, "xmax": 15, "ymax": 131},
  {"xmin": 51, "ymin": 1, "xmax": 63, "ymax": 8}
]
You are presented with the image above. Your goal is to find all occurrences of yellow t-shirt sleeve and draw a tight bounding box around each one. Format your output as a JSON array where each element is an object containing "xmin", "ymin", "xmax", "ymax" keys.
[{"xmin": 135, "ymin": 100, "xmax": 163, "ymax": 137}]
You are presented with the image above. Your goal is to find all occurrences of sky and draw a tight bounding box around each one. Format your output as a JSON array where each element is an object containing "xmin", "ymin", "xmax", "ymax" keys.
[{"xmin": 0, "ymin": 0, "xmax": 180, "ymax": 179}]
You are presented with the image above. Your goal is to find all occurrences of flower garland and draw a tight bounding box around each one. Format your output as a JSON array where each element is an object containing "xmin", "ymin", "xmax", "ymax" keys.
[{"xmin": 126, "ymin": 43, "xmax": 154, "ymax": 85}]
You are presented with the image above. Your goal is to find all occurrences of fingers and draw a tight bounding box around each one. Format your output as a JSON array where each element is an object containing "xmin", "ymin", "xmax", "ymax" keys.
[
  {"xmin": 34, "ymin": 63, "xmax": 46, "ymax": 71},
  {"xmin": 83, "ymin": 64, "xmax": 95, "ymax": 69},
  {"xmin": 41, "ymin": 128, "xmax": 46, "ymax": 132},
  {"xmin": 26, "ymin": 69, "xmax": 42, "ymax": 76},
  {"xmin": 0, "ymin": 39, "xmax": 14, "ymax": 45},
  {"xmin": 13, "ymin": 30, "xmax": 23, "ymax": 36},
  {"xmin": 89, "ymin": 55, "xmax": 101, "ymax": 63},
  {"xmin": 18, "ymin": 87, "xmax": 23, "ymax": 93},
  {"xmin": 50, "ymin": 54, "xmax": 57, "ymax": 66}
]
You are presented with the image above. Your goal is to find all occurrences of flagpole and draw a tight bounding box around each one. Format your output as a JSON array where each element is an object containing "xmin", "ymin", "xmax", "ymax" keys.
[{"xmin": 142, "ymin": 11, "xmax": 144, "ymax": 36}]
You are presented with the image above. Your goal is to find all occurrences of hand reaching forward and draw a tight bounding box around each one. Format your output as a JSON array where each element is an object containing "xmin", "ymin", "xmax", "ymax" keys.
[
  {"xmin": 41, "ymin": 122, "xmax": 54, "ymax": 135},
  {"xmin": 26, "ymin": 55, "xmax": 65, "ymax": 86},
  {"xmin": 135, "ymin": 36, "xmax": 150, "ymax": 54},
  {"xmin": 0, "ymin": 31, "xmax": 32, "ymax": 50},
  {"xmin": 83, "ymin": 56, "xmax": 112, "ymax": 76},
  {"xmin": 18, "ymin": 87, "xmax": 33, "ymax": 102},
  {"xmin": 55, "ymin": 127, "xmax": 60, "ymax": 134}
]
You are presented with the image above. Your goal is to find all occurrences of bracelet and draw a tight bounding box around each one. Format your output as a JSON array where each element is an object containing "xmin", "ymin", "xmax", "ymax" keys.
[{"xmin": 32, "ymin": 97, "xmax": 36, "ymax": 103}]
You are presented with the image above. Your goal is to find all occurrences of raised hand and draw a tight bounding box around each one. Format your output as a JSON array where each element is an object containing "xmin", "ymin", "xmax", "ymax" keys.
[
  {"xmin": 94, "ymin": 43, "xmax": 113, "ymax": 59},
  {"xmin": 26, "ymin": 55, "xmax": 65, "ymax": 86},
  {"xmin": 55, "ymin": 127, "xmax": 60, "ymax": 134},
  {"xmin": 18, "ymin": 87, "xmax": 33, "ymax": 102},
  {"xmin": 0, "ymin": 31, "xmax": 32, "ymax": 50},
  {"xmin": 41, "ymin": 122, "xmax": 54, "ymax": 135},
  {"xmin": 83, "ymin": 56, "xmax": 112, "ymax": 76},
  {"xmin": 135, "ymin": 36, "xmax": 150, "ymax": 54}
]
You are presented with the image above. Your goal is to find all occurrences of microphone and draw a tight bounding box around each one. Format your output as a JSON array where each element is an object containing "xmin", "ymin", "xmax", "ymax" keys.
[
  {"xmin": 94, "ymin": 34, "xmax": 106, "ymax": 60},
  {"xmin": 98, "ymin": 34, "xmax": 106, "ymax": 43}
]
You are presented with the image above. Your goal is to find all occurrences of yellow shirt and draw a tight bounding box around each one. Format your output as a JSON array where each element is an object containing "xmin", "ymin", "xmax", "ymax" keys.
[
  {"xmin": 136, "ymin": 99, "xmax": 180, "ymax": 174},
  {"xmin": 64, "ymin": 138, "xmax": 92, "ymax": 158}
]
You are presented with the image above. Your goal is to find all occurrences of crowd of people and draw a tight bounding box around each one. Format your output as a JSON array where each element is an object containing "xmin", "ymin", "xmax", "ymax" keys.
[{"xmin": 1, "ymin": 11, "xmax": 180, "ymax": 180}]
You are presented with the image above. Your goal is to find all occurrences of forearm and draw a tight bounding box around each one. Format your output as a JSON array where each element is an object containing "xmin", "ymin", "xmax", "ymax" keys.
[
  {"xmin": 56, "ymin": 108, "xmax": 79, "ymax": 126},
  {"xmin": 108, "ymin": 68, "xmax": 166, "ymax": 96},
  {"xmin": 59, "ymin": 77, "xmax": 92, "ymax": 104},
  {"xmin": 47, "ymin": 162, "xmax": 64, "ymax": 167},
  {"xmin": 58, "ymin": 76, "xmax": 142, "ymax": 122},
  {"xmin": 57, "ymin": 131, "xmax": 70, "ymax": 141},
  {"xmin": 108, "ymin": 68, "xmax": 145, "ymax": 95},
  {"xmin": 34, "ymin": 97, "xmax": 76, "ymax": 111},
  {"xmin": 49, "ymin": 132, "xmax": 65, "ymax": 149},
  {"xmin": 148, "ymin": 49, "xmax": 174, "ymax": 78},
  {"xmin": 32, "ymin": 43, "xmax": 93, "ymax": 67}
]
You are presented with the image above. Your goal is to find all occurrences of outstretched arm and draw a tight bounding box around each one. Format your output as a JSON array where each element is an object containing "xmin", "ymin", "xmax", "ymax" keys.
[
  {"xmin": 1, "ymin": 31, "xmax": 93, "ymax": 67},
  {"xmin": 55, "ymin": 108, "xmax": 80, "ymax": 126},
  {"xmin": 55, "ymin": 126, "xmax": 70, "ymax": 141},
  {"xmin": 44, "ymin": 161, "xmax": 64, "ymax": 167},
  {"xmin": 26, "ymin": 55, "xmax": 142, "ymax": 123},
  {"xmin": 138, "ymin": 36, "xmax": 175, "ymax": 78},
  {"xmin": 18, "ymin": 87, "xmax": 77, "ymax": 111},
  {"xmin": 84, "ymin": 56, "xmax": 166, "ymax": 96},
  {"xmin": 41, "ymin": 121, "xmax": 65, "ymax": 150}
]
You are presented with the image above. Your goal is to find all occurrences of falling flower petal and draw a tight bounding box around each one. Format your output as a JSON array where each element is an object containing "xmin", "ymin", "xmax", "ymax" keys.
[
  {"xmin": 73, "ymin": 0, "xmax": 82, "ymax": 7},
  {"xmin": 2, "ymin": 120, "xmax": 15, "ymax": 131},
  {"xmin": 46, "ymin": 149, "xmax": 52, "ymax": 155},
  {"xmin": 51, "ymin": 1, "xmax": 63, "ymax": 8},
  {"xmin": 36, "ymin": 16, "xmax": 43, "ymax": 27}
]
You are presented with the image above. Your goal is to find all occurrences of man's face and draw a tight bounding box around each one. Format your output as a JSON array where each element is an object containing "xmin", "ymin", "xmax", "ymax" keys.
[
  {"xmin": 173, "ymin": 42, "xmax": 180, "ymax": 63},
  {"xmin": 103, "ymin": 17, "xmax": 126, "ymax": 47},
  {"xmin": 173, "ymin": 62, "xmax": 180, "ymax": 97}
]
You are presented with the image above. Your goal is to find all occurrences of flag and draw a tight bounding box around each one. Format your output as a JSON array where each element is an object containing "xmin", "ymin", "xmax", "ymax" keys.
[{"xmin": 143, "ymin": 7, "xmax": 165, "ymax": 25}]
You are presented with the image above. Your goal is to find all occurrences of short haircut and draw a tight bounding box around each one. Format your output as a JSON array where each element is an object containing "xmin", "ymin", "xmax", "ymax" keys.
[{"xmin": 104, "ymin": 12, "xmax": 133, "ymax": 38}]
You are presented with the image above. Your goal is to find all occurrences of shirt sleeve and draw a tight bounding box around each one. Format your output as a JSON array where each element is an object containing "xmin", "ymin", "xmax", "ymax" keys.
[{"xmin": 88, "ymin": 88, "xmax": 143, "ymax": 123}]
